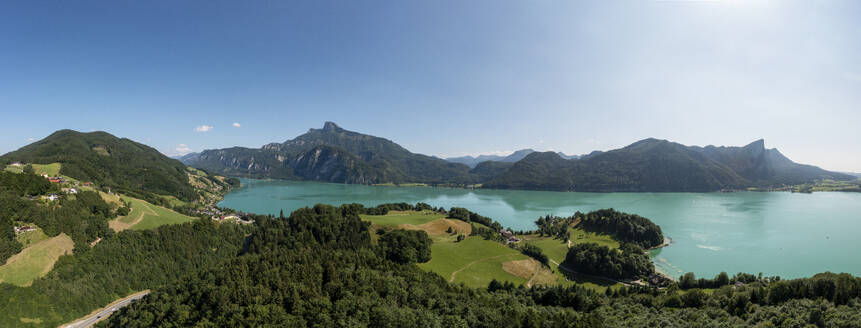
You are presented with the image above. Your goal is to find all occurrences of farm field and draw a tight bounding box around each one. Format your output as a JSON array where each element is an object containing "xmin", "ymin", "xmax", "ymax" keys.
[
  {"xmin": 0, "ymin": 233, "xmax": 73, "ymax": 286},
  {"xmin": 521, "ymin": 227, "xmax": 624, "ymax": 292},
  {"xmin": 360, "ymin": 210, "xmax": 442, "ymax": 227},
  {"xmin": 362, "ymin": 210, "xmax": 553, "ymax": 288},
  {"xmin": 108, "ymin": 196, "xmax": 195, "ymax": 231}
]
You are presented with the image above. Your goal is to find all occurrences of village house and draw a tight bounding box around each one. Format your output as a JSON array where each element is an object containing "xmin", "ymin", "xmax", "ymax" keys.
[
  {"xmin": 47, "ymin": 194, "xmax": 59, "ymax": 201},
  {"xmin": 499, "ymin": 229, "xmax": 521, "ymax": 243},
  {"xmin": 14, "ymin": 226, "xmax": 36, "ymax": 234}
]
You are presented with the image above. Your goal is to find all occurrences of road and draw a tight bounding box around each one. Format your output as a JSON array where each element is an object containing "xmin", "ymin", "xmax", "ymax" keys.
[{"xmin": 62, "ymin": 290, "xmax": 150, "ymax": 328}]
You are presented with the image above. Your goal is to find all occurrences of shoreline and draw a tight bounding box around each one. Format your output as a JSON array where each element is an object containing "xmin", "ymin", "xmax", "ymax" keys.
[
  {"xmin": 229, "ymin": 177, "xmax": 861, "ymax": 194},
  {"xmin": 648, "ymin": 236, "xmax": 673, "ymax": 251}
]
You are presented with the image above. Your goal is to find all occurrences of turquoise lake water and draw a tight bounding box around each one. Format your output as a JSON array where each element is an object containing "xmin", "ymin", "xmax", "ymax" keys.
[{"xmin": 219, "ymin": 179, "xmax": 861, "ymax": 279}]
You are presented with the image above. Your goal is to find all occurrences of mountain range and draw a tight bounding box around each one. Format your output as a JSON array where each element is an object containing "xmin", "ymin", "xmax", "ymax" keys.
[
  {"xmin": 180, "ymin": 122, "xmax": 853, "ymax": 192},
  {"xmin": 445, "ymin": 149, "xmax": 580, "ymax": 168}
]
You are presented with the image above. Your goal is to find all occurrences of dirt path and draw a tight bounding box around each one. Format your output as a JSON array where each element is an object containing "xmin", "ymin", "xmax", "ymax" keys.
[
  {"xmin": 525, "ymin": 259, "xmax": 541, "ymax": 287},
  {"xmin": 109, "ymin": 201, "xmax": 160, "ymax": 232},
  {"xmin": 449, "ymin": 254, "xmax": 508, "ymax": 282}
]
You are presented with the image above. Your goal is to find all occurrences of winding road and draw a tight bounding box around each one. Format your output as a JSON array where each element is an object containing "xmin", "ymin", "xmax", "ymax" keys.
[{"xmin": 62, "ymin": 291, "xmax": 150, "ymax": 328}]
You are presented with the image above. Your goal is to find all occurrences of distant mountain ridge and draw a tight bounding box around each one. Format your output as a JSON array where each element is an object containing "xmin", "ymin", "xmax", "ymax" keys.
[
  {"xmin": 445, "ymin": 149, "xmax": 536, "ymax": 168},
  {"xmin": 446, "ymin": 149, "xmax": 579, "ymax": 167},
  {"xmin": 484, "ymin": 138, "xmax": 853, "ymax": 192},
  {"xmin": 182, "ymin": 122, "xmax": 851, "ymax": 192}
]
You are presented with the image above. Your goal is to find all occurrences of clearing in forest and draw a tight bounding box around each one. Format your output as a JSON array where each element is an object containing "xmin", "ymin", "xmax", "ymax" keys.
[
  {"xmin": 0, "ymin": 233, "xmax": 74, "ymax": 286},
  {"xmin": 363, "ymin": 210, "xmax": 534, "ymax": 288},
  {"xmin": 109, "ymin": 196, "xmax": 195, "ymax": 231}
]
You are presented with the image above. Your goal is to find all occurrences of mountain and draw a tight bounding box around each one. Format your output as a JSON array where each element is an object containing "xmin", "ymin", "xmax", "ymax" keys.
[
  {"xmin": 185, "ymin": 122, "xmax": 476, "ymax": 184},
  {"xmin": 445, "ymin": 154, "xmax": 504, "ymax": 168},
  {"xmin": 485, "ymin": 138, "xmax": 853, "ymax": 192},
  {"xmin": 0, "ymin": 130, "xmax": 198, "ymax": 201},
  {"xmin": 446, "ymin": 149, "xmax": 536, "ymax": 168},
  {"xmin": 557, "ymin": 152, "xmax": 581, "ymax": 160},
  {"xmin": 175, "ymin": 152, "xmax": 200, "ymax": 162}
]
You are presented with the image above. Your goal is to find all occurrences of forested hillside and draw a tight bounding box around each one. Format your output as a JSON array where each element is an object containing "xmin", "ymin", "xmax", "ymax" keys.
[
  {"xmin": 0, "ymin": 130, "xmax": 197, "ymax": 201},
  {"xmin": 486, "ymin": 138, "xmax": 853, "ymax": 192},
  {"xmin": 0, "ymin": 220, "xmax": 248, "ymax": 327}
]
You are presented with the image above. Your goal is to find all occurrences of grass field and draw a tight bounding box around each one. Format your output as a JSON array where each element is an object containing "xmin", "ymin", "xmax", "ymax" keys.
[
  {"xmin": 361, "ymin": 211, "xmax": 623, "ymax": 289},
  {"xmin": 362, "ymin": 210, "xmax": 545, "ymax": 288},
  {"xmin": 99, "ymin": 191, "xmax": 123, "ymax": 206},
  {"xmin": 158, "ymin": 195, "xmax": 188, "ymax": 208},
  {"xmin": 520, "ymin": 228, "xmax": 624, "ymax": 292},
  {"xmin": 0, "ymin": 233, "xmax": 73, "ymax": 286},
  {"xmin": 15, "ymin": 227, "xmax": 50, "ymax": 247},
  {"xmin": 31, "ymin": 163, "xmax": 61, "ymax": 176},
  {"xmin": 109, "ymin": 196, "xmax": 195, "ymax": 231},
  {"xmin": 419, "ymin": 236, "xmax": 530, "ymax": 288},
  {"xmin": 360, "ymin": 210, "xmax": 443, "ymax": 226}
]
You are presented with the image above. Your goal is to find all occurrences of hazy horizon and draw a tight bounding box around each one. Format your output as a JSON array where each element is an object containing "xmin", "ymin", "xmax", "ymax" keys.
[{"xmin": 2, "ymin": 1, "xmax": 860, "ymax": 172}]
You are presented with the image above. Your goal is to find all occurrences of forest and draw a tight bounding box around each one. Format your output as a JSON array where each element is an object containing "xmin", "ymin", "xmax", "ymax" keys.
[
  {"xmin": 96, "ymin": 204, "xmax": 861, "ymax": 327},
  {"xmin": 0, "ymin": 219, "xmax": 248, "ymax": 327},
  {"xmin": 561, "ymin": 243, "xmax": 654, "ymax": 280}
]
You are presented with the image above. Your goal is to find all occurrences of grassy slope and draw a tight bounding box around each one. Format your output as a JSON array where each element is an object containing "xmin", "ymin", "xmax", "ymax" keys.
[
  {"xmin": 16, "ymin": 228, "xmax": 50, "ymax": 247},
  {"xmin": 109, "ymin": 196, "xmax": 195, "ymax": 231},
  {"xmin": 421, "ymin": 236, "xmax": 528, "ymax": 288},
  {"xmin": 520, "ymin": 227, "xmax": 623, "ymax": 292},
  {"xmin": 31, "ymin": 163, "xmax": 61, "ymax": 176},
  {"xmin": 362, "ymin": 211, "xmax": 532, "ymax": 288},
  {"xmin": 0, "ymin": 233, "xmax": 74, "ymax": 286}
]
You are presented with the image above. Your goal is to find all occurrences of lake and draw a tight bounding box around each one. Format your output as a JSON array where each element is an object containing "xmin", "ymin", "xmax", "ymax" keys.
[{"xmin": 219, "ymin": 179, "xmax": 861, "ymax": 279}]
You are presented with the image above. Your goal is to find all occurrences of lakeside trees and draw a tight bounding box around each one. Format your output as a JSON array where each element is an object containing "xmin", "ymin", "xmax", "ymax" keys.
[
  {"xmin": 562, "ymin": 243, "xmax": 654, "ymax": 280},
  {"xmin": 577, "ymin": 209, "xmax": 664, "ymax": 249}
]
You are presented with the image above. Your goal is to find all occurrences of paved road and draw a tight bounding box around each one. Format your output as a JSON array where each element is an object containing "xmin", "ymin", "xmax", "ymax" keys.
[{"xmin": 62, "ymin": 291, "xmax": 150, "ymax": 328}]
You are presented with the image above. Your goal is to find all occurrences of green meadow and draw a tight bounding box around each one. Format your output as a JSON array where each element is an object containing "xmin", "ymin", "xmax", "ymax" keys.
[
  {"xmin": 31, "ymin": 163, "xmax": 61, "ymax": 176},
  {"xmin": 109, "ymin": 196, "xmax": 195, "ymax": 231},
  {"xmin": 362, "ymin": 210, "xmax": 540, "ymax": 288},
  {"xmin": 0, "ymin": 233, "xmax": 74, "ymax": 287}
]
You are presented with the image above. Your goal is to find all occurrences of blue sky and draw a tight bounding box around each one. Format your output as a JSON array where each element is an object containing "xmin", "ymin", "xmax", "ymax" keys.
[{"xmin": 2, "ymin": 1, "xmax": 860, "ymax": 171}]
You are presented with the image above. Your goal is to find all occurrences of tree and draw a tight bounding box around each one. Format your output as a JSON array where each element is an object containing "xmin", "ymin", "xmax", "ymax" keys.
[{"xmin": 378, "ymin": 229, "xmax": 432, "ymax": 264}]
